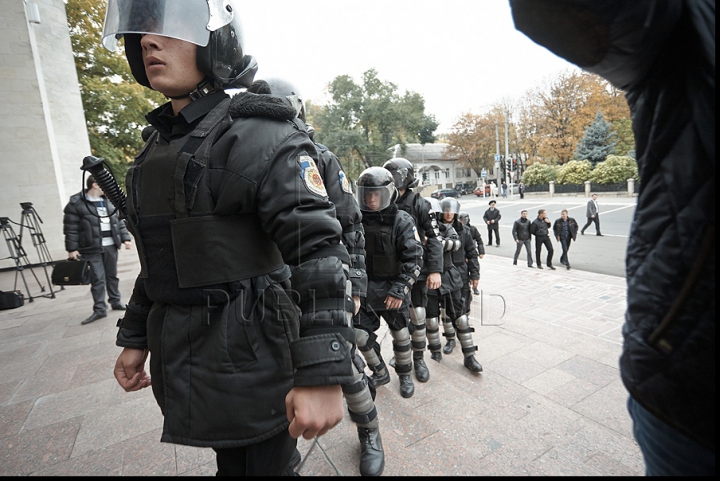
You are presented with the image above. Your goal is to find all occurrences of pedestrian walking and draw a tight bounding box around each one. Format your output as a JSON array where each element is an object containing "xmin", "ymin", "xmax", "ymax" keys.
[
  {"xmin": 553, "ymin": 209, "xmax": 579, "ymax": 269},
  {"xmin": 518, "ymin": 182, "xmax": 526, "ymax": 199},
  {"xmin": 483, "ymin": 200, "xmax": 501, "ymax": 247},
  {"xmin": 581, "ymin": 194, "xmax": 603, "ymax": 236},
  {"xmin": 104, "ymin": 2, "xmax": 354, "ymax": 475},
  {"xmin": 529, "ymin": 209, "xmax": 555, "ymax": 270},
  {"xmin": 512, "ymin": 210, "xmax": 533, "ymax": 267},
  {"xmin": 501, "ymin": 181, "xmax": 508, "ymax": 198},
  {"xmin": 63, "ymin": 175, "xmax": 132, "ymax": 325}
]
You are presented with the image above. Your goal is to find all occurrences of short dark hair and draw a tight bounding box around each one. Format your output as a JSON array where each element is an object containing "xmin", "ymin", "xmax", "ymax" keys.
[
  {"xmin": 86, "ymin": 175, "xmax": 96, "ymax": 191},
  {"xmin": 521, "ymin": 210, "xmax": 527, "ymax": 214},
  {"xmin": 538, "ymin": 209, "xmax": 546, "ymax": 215}
]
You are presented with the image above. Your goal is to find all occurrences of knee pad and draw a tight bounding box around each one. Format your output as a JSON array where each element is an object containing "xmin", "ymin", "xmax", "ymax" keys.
[
  {"xmin": 409, "ymin": 307, "xmax": 426, "ymax": 324},
  {"xmin": 455, "ymin": 314, "xmax": 470, "ymax": 331},
  {"xmin": 426, "ymin": 317, "xmax": 441, "ymax": 352}
]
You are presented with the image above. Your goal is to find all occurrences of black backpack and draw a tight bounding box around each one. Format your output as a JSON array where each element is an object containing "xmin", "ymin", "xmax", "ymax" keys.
[{"xmin": 0, "ymin": 290, "xmax": 24, "ymax": 310}]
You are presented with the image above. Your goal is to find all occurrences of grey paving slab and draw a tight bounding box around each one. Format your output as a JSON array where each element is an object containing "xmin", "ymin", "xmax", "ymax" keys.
[{"xmin": 0, "ymin": 250, "xmax": 644, "ymax": 475}]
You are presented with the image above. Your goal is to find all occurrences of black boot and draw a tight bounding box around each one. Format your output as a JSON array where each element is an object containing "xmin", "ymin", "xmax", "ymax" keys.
[
  {"xmin": 370, "ymin": 363, "xmax": 390, "ymax": 387},
  {"xmin": 443, "ymin": 338, "xmax": 456, "ymax": 355},
  {"xmin": 413, "ymin": 353, "xmax": 429, "ymax": 383},
  {"xmin": 357, "ymin": 427, "xmax": 385, "ymax": 476},
  {"xmin": 463, "ymin": 355, "xmax": 483, "ymax": 373},
  {"xmin": 398, "ymin": 374, "xmax": 415, "ymax": 398},
  {"xmin": 430, "ymin": 351, "xmax": 442, "ymax": 362}
]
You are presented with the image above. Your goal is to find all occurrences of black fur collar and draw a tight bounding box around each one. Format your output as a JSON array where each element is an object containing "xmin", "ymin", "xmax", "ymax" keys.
[{"xmin": 228, "ymin": 91, "xmax": 297, "ymax": 121}]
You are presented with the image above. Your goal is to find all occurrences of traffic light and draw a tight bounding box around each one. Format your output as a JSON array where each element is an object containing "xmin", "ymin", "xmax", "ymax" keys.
[
  {"xmin": 422, "ymin": 172, "xmax": 428, "ymax": 181},
  {"xmin": 506, "ymin": 159, "xmax": 511, "ymax": 173},
  {"xmin": 512, "ymin": 158, "xmax": 518, "ymax": 171}
]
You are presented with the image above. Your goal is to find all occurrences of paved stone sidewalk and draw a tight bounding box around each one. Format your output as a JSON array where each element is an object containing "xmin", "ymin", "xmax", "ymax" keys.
[{"xmin": 0, "ymin": 249, "xmax": 643, "ymax": 476}]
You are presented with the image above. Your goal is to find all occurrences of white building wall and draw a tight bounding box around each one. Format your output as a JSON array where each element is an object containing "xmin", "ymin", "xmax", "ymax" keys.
[{"xmin": 0, "ymin": 0, "xmax": 91, "ymax": 270}]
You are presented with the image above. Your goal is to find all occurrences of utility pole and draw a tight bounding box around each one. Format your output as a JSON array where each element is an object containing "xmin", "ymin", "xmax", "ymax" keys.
[
  {"xmin": 495, "ymin": 120, "xmax": 501, "ymax": 184},
  {"xmin": 504, "ymin": 108, "xmax": 512, "ymax": 200}
]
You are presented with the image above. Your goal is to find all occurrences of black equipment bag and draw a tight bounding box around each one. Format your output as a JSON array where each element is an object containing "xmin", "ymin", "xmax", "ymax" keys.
[
  {"xmin": 0, "ymin": 290, "xmax": 24, "ymax": 310},
  {"xmin": 51, "ymin": 258, "xmax": 93, "ymax": 286}
]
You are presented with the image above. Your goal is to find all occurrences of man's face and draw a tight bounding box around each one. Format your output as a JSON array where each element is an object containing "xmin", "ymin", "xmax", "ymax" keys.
[
  {"xmin": 364, "ymin": 191, "xmax": 382, "ymax": 211},
  {"xmin": 140, "ymin": 34, "xmax": 205, "ymax": 98},
  {"xmin": 521, "ymin": 211, "xmax": 527, "ymax": 219},
  {"xmin": 539, "ymin": 211, "xmax": 546, "ymax": 219},
  {"xmin": 592, "ymin": 195, "xmax": 598, "ymax": 201},
  {"xmin": 443, "ymin": 211, "xmax": 454, "ymax": 223},
  {"xmin": 561, "ymin": 211, "xmax": 568, "ymax": 220}
]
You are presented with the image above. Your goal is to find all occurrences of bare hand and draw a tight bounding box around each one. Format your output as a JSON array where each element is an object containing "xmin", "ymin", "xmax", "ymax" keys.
[
  {"xmin": 114, "ymin": 348, "xmax": 151, "ymax": 392},
  {"xmin": 124, "ymin": 241, "xmax": 132, "ymax": 250},
  {"xmin": 479, "ymin": 254, "xmax": 484, "ymax": 259},
  {"xmin": 68, "ymin": 251, "xmax": 79, "ymax": 260},
  {"xmin": 286, "ymin": 385, "xmax": 343, "ymax": 439},
  {"xmin": 384, "ymin": 295, "xmax": 403, "ymax": 310},
  {"xmin": 352, "ymin": 295, "xmax": 361, "ymax": 315},
  {"xmin": 471, "ymin": 279, "xmax": 479, "ymax": 290},
  {"xmin": 426, "ymin": 272, "xmax": 441, "ymax": 290}
]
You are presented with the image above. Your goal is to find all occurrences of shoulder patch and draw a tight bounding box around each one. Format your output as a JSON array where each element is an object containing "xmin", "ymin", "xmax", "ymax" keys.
[
  {"xmin": 412, "ymin": 225, "xmax": 421, "ymax": 242},
  {"xmin": 298, "ymin": 155, "xmax": 327, "ymax": 197},
  {"xmin": 338, "ymin": 170, "xmax": 353, "ymax": 194}
]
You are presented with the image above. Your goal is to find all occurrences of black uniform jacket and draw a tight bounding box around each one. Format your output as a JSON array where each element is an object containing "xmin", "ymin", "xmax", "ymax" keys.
[
  {"xmin": 512, "ymin": 0, "xmax": 715, "ymax": 451},
  {"xmin": 453, "ymin": 221, "xmax": 480, "ymax": 284},
  {"xmin": 116, "ymin": 91, "xmax": 354, "ymax": 448},
  {"xmin": 433, "ymin": 222, "xmax": 464, "ymax": 296},
  {"xmin": 530, "ymin": 217, "xmax": 551, "ymax": 237},
  {"xmin": 396, "ymin": 190, "xmax": 443, "ymax": 278},
  {"xmin": 63, "ymin": 192, "xmax": 131, "ymax": 254},
  {"xmin": 314, "ymin": 141, "xmax": 367, "ymax": 298},
  {"xmin": 467, "ymin": 223, "xmax": 486, "ymax": 255},
  {"xmin": 362, "ymin": 204, "xmax": 424, "ymax": 311}
]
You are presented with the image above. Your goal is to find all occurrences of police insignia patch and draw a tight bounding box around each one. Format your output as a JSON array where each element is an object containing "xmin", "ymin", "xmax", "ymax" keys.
[
  {"xmin": 412, "ymin": 226, "xmax": 421, "ymax": 242},
  {"xmin": 339, "ymin": 170, "xmax": 353, "ymax": 194},
  {"xmin": 298, "ymin": 155, "xmax": 327, "ymax": 197}
]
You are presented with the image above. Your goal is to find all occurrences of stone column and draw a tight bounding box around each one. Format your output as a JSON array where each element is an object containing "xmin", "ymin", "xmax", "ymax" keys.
[
  {"xmin": 549, "ymin": 181, "xmax": 555, "ymax": 198},
  {"xmin": 628, "ymin": 178, "xmax": 635, "ymax": 196},
  {"xmin": 584, "ymin": 181, "xmax": 592, "ymax": 197}
]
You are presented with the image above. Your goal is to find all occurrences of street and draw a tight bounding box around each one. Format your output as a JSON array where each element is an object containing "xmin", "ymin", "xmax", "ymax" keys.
[{"xmin": 449, "ymin": 193, "xmax": 636, "ymax": 278}]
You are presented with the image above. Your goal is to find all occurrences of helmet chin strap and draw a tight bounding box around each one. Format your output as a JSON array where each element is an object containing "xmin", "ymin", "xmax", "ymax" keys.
[{"xmin": 167, "ymin": 78, "xmax": 216, "ymax": 101}]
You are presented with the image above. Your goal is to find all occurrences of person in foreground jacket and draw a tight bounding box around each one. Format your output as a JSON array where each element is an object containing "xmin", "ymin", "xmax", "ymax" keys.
[
  {"xmin": 511, "ymin": 210, "xmax": 533, "ymax": 267},
  {"xmin": 102, "ymin": 1, "xmax": 354, "ymax": 475},
  {"xmin": 354, "ymin": 167, "xmax": 424, "ymax": 400},
  {"xmin": 63, "ymin": 175, "xmax": 132, "ymax": 325},
  {"xmin": 511, "ymin": 0, "xmax": 715, "ymax": 475},
  {"xmin": 529, "ymin": 209, "xmax": 555, "ymax": 270},
  {"xmin": 553, "ymin": 209, "xmax": 579, "ymax": 270}
]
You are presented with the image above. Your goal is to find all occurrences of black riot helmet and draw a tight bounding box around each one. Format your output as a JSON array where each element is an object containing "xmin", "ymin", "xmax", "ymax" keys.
[
  {"xmin": 440, "ymin": 197, "xmax": 461, "ymax": 216},
  {"xmin": 356, "ymin": 167, "xmax": 398, "ymax": 212},
  {"xmin": 260, "ymin": 78, "xmax": 306, "ymax": 122},
  {"xmin": 458, "ymin": 211, "xmax": 470, "ymax": 225},
  {"xmin": 383, "ymin": 158, "xmax": 419, "ymax": 190},
  {"xmin": 101, "ymin": 0, "xmax": 257, "ymax": 92}
]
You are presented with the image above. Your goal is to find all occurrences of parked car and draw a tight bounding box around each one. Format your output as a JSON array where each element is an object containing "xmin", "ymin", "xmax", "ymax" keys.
[
  {"xmin": 474, "ymin": 185, "xmax": 492, "ymax": 196},
  {"xmin": 431, "ymin": 188, "xmax": 461, "ymax": 200},
  {"xmin": 454, "ymin": 182, "xmax": 474, "ymax": 195}
]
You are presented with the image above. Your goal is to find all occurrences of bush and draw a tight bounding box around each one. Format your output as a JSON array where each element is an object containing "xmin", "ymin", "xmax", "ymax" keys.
[
  {"xmin": 590, "ymin": 155, "xmax": 639, "ymax": 184},
  {"xmin": 521, "ymin": 163, "xmax": 558, "ymax": 186},
  {"xmin": 557, "ymin": 160, "xmax": 592, "ymax": 184}
]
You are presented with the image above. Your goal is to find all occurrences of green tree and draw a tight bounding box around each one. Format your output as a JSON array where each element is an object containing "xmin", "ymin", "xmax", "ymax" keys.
[
  {"xmin": 574, "ymin": 111, "xmax": 618, "ymax": 166},
  {"xmin": 67, "ymin": 0, "xmax": 165, "ymax": 182},
  {"xmin": 590, "ymin": 155, "xmax": 639, "ymax": 184},
  {"xmin": 557, "ymin": 160, "xmax": 592, "ymax": 184},
  {"xmin": 311, "ymin": 69, "xmax": 435, "ymax": 170},
  {"xmin": 521, "ymin": 163, "xmax": 558, "ymax": 186},
  {"xmin": 611, "ymin": 118, "xmax": 636, "ymax": 156}
]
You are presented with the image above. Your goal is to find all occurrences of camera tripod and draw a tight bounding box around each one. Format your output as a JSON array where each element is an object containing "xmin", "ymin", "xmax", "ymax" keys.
[{"xmin": 17, "ymin": 202, "xmax": 58, "ymax": 298}]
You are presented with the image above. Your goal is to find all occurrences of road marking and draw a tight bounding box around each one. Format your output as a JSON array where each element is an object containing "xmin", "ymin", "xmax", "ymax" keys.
[{"xmin": 599, "ymin": 204, "xmax": 637, "ymax": 215}]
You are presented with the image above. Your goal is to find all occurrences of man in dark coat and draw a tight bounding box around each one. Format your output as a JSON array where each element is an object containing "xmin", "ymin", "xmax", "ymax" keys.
[
  {"xmin": 483, "ymin": 200, "xmax": 501, "ymax": 247},
  {"xmin": 63, "ymin": 175, "xmax": 132, "ymax": 325},
  {"xmin": 553, "ymin": 209, "xmax": 579, "ymax": 270},
  {"xmin": 104, "ymin": 2, "xmax": 355, "ymax": 475},
  {"xmin": 511, "ymin": 210, "xmax": 533, "ymax": 267},
  {"xmin": 511, "ymin": 0, "xmax": 715, "ymax": 475},
  {"xmin": 458, "ymin": 211, "xmax": 485, "ymax": 297},
  {"xmin": 529, "ymin": 209, "xmax": 555, "ymax": 270}
]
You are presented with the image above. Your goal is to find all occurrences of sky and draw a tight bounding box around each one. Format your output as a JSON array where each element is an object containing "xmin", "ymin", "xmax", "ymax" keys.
[{"xmin": 238, "ymin": 0, "xmax": 580, "ymax": 133}]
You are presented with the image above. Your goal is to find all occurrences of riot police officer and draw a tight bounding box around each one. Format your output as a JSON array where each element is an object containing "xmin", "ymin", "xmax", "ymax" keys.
[
  {"xmin": 355, "ymin": 167, "xmax": 424, "ymax": 399},
  {"xmin": 427, "ymin": 198, "xmax": 483, "ymax": 372},
  {"xmin": 104, "ymin": 1, "xmax": 354, "ymax": 475},
  {"xmin": 458, "ymin": 211, "xmax": 484, "ymax": 299},
  {"xmin": 383, "ymin": 158, "xmax": 443, "ymax": 383},
  {"xmin": 247, "ymin": 77, "xmax": 384, "ymax": 477}
]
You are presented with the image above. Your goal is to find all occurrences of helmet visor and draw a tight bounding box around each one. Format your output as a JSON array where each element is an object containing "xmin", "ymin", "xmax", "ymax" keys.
[
  {"xmin": 102, "ymin": 0, "xmax": 213, "ymax": 51},
  {"xmin": 356, "ymin": 184, "xmax": 395, "ymax": 212}
]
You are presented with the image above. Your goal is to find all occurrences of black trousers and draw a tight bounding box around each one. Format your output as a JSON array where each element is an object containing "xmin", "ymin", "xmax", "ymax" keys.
[
  {"xmin": 581, "ymin": 214, "xmax": 601, "ymax": 234},
  {"xmin": 487, "ymin": 225, "xmax": 500, "ymax": 245},
  {"xmin": 213, "ymin": 428, "xmax": 297, "ymax": 476},
  {"xmin": 535, "ymin": 235, "xmax": 554, "ymax": 267},
  {"xmin": 85, "ymin": 245, "xmax": 121, "ymax": 315}
]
